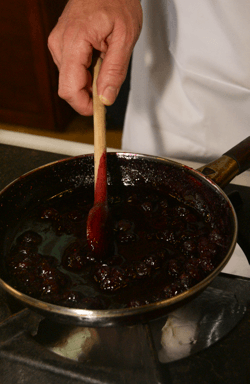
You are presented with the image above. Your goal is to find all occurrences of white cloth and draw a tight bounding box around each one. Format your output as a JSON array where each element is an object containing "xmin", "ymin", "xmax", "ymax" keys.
[{"xmin": 122, "ymin": 0, "xmax": 250, "ymax": 161}]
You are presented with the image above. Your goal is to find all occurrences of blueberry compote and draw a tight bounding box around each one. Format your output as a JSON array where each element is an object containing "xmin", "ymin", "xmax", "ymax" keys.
[{"xmin": 5, "ymin": 185, "xmax": 231, "ymax": 310}]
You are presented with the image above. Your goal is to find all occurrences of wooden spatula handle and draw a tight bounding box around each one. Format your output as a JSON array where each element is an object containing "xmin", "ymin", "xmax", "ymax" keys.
[{"xmin": 92, "ymin": 55, "xmax": 106, "ymax": 186}]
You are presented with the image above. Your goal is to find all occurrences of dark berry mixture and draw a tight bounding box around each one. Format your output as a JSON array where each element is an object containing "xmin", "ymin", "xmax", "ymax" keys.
[{"xmin": 5, "ymin": 185, "xmax": 231, "ymax": 310}]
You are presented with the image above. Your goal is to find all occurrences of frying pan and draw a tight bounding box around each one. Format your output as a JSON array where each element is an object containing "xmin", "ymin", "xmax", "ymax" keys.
[{"xmin": 0, "ymin": 137, "xmax": 249, "ymax": 327}]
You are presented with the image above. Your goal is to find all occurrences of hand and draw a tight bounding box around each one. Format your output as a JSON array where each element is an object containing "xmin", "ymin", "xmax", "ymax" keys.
[{"xmin": 48, "ymin": 0, "xmax": 143, "ymax": 116}]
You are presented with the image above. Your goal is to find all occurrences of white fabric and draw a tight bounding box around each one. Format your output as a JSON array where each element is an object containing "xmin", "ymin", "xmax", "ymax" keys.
[{"xmin": 122, "ymin": 0, "xmax": 250, "ymax": 161}]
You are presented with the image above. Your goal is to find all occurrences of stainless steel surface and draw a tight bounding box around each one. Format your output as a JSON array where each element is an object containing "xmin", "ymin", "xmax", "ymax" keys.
[{"xmin": 158, "ymin": 284, "xmax": 247, "ymax": 362}]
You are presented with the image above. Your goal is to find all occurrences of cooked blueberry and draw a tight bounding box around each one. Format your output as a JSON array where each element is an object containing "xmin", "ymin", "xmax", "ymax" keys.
[
  {"xmin": 167, "ymin": 259, "xmax": 182, "ymax": 277},
  {"xmin": 159, "ymin": 199, "xmax": 169, "ymax": 209},
  {"xmin": 16, "ymin": 231, "xmax": 42, "ymax": 247},
  {"xmin": 134, "ymin": 262, "xmax": 151, "ymax": 279},
  {"xmin": 67, "ymin": 210, "xmax": 84, "ymax": 222},
  {"xmin": 199, "ymin": 255, "xmax": 215, "ymax": 273},
  {"xmin": 197, "ymin": 236, "xmax": 217, "ymax": 258},
  {"xmin": 141, "ymin": 201, "xmax": 154, "ymax": 213},
  {"xmin": 41, "ymin": 208, "xmax": 59, "ymax": 220},
  {"xmin": 58, "ymin": 290, "xmax": 84, "ymax": 307},
  {"xmin": 62, "ymin": 242, "xmax": 90, "ymax": 271},
  {"xmin": 209, "ymin": 229, "xmax": 223, "ymax": 246},
  {"xmin": 183, "ymin": 239, "xmax": 197, "ymax": 255},
  {"xmin": 179, "ymin": 272, "xmax": 192, "ymax": 289},
  {"xmin": 94, "ymin": 265, "xmax": 129, "ymax": 291},
  {"xmin": 117, "ymin": 232, "xmax": 137, "ymax": 243},
  {"xmin": 175, "ymin": 206, "xmax": 189, "ymax": 217},
  {"xmin": 156, "ymin": 229, "xmax": 175, "ymax": 242},
  {"xmin": 5, "ymin": 182, "xmax": 231, "ymax": 310},
  {"xmin": 163, "ymin": 283, "xmax": 183, "ymax": 298},
  {"xmin": 144, "ymin": 254, "xmax": 162, "ymax": 269},
  {"xmin": 41, "ymin": 278, "xmax": 60, "ymax": 295},
  {"xmin": 116, "ymin": 219, "xmax": 132, "ymax": 232}
]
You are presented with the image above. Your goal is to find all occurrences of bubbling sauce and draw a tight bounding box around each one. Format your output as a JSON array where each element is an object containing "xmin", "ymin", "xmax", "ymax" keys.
[{"xmin": 5, "ymin": 185, "xmax": 231, "ymax": 309}]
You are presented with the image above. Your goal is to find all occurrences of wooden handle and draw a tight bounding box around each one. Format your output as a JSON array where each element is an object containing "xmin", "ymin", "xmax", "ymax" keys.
[{"xmin": 93, "ymin": 55, "xmax": 106, "ymax": 186}]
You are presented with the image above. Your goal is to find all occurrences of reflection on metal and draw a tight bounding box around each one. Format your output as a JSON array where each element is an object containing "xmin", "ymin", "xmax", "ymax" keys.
[
  {"xmin": 50, "ymin": 327, "xmax": 99, "ymax": 361},
  {"xmin": 158, "ymin": 285, "xmax": 246, "ymax": 362},
  {"xmin": 35, "ymin": 280, "xmax": 247, "ymax": 365},
  {"xmin": 198, "ymin": 155, "xmax": 239, "ymax": 188}
]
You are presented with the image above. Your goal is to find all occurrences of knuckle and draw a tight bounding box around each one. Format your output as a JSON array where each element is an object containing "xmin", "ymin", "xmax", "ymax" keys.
[
  {"xmin": 58, "ymin": 84, "xmax": 73, "ymax": 102},
  {"xmin": 106, "ymin": 63, "xmax": 127, "ymax": 83},
  {"xmin": 47, "ymin": 31, "xmax": 57, "ymax": 52},
  {"xmin": 114, "ymin": 18, "xmax": 139, "ymax": 51},
  {"xmin": 58, "ymin": 84, "xmax": 93, "ymax": 116}
]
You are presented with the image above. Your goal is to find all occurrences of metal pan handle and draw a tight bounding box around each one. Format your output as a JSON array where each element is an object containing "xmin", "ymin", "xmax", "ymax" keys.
[
  {"xmin": 197, "ymin": 136, "xmax": 250, "ymax": 188},
  {"xmin": 224, "ymin": 136, "xmax": 250, "ymax": 174}
]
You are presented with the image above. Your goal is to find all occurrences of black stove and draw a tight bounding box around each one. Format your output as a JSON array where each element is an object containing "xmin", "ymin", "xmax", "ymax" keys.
[{"xmin": 0, "ymin": 143, "xmax": 249, "ymax": 384}]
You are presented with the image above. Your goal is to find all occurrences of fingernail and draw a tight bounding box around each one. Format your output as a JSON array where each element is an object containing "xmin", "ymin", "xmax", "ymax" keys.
[{"xmin": 100, "ymin": 86, "xmax": 118, "ymax": 106}]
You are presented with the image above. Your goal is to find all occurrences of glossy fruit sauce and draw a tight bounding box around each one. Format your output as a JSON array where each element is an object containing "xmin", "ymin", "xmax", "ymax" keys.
[{"xmin": 4, "ymin": 173, "xmax": 232, "ymax": 310}]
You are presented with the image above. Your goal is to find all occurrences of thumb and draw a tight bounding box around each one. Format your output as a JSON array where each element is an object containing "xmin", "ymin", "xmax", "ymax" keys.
[{"xmin": 97, "ymin": 44, "xmax": 131, "ymax": 106}]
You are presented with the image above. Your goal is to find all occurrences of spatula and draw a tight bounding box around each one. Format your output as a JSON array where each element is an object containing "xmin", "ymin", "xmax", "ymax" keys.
[{"xmin": 86, "ymin": 54, "xmax": 111, "ymax": 260}]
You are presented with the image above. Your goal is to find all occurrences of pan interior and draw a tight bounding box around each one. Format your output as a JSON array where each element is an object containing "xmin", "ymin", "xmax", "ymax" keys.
[{"xmin": 0, "ymin": 153, "xmax": 236, "ymax": 322}]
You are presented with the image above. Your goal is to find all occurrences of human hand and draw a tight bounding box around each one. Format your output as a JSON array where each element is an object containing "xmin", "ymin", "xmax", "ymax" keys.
[{"xmin": 48, "ymin": 0, "xmax": 142, "ymax": 116}]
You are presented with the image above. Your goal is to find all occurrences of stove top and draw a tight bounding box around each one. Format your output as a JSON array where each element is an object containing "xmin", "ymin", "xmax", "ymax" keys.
[
  {"xmin": 0, "ymin": 143, "xmax": 249, "ymax": 384},
  {"xmin": 0, "ymin": 273, "xmax": 249, "ymax": 384}
]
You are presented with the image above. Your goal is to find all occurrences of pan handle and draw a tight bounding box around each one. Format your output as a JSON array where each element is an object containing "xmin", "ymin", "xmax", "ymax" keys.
[
  {"xmin": 224, "ymin": 136, "xmax": 250, "ymax": 173},
  {"xmin": 197, "ymin": 136, "xmax": 250, "ymax": 189}
]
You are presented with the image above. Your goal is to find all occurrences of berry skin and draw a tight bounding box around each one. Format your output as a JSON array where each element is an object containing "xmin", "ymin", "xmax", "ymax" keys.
[
  {"xmin": 183, "ymin": 239, "xmax": 197, "ymax": 255},
  {"xmin": 134, "ymin": 262, "xmax": 151, "ymax": 279},
  {"xmin": 116, "ymin": 219, "xmax": 132, "ymax": 232},
  {"xmin": 144, "ymin": 254, "xmax": 162, "ymax": 269},
  {"xmin": 41, "ymin": 208, "xmax": 59, "ymax": 220},
  {"xmin": 163, "ymin": 283, "xmax": 183, "ymax": 298},
  {"xmin": 117, "ymin": 232, "xmax": 137, "ymax": 243},
  {"xmin": 94, "ymin": 265, "xmax": 129, "ymax": 292},
  {"xmin": 62, "ymin": 242, "xmax": 92, "ymax": 272},
  {"xmin": 16, "ymin": 231, "xmax": 42, "ymax": 247},
  {"xmin": 167, "ymin": 259, "xmax": 182, "ymax": 278}
]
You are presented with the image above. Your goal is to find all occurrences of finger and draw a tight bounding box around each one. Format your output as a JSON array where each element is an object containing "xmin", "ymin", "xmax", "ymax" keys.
[
  {"xmin": 58, "ymin": 44, "xmax": 94, "ymax": 115},
  {"xmin": 59, "ymin": 59, "xmax": 93, "ymax": 116},
  {"xmin": 97, "ymin": 31, "xmax": 134, "ymax": 106},
  {"xmin": 49, "ymin": 47, "xmax": 61, "ymax": 69},
  {"xmin": 48, "ymin": 28, "xmax": 63, "ymax": 69}
]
